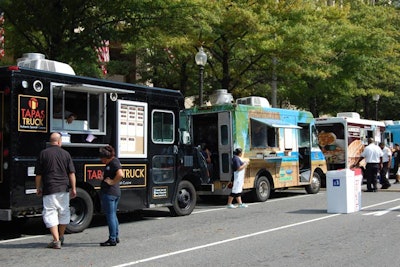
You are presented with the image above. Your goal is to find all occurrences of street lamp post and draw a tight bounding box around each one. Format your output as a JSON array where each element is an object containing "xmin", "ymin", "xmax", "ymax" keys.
[
  {"xmin": 372, "ymin": 94, "xmax": 380, "ymax": 120},
  {"xmin": 195, "ymin": 46, "xmax": 207, "ymax": 106}
]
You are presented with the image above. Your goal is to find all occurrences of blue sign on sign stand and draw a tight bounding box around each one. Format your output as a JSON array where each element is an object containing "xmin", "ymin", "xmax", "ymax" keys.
[{"xmin": 333, "ymin": 179, "xmax": 340, "ymax": 186}]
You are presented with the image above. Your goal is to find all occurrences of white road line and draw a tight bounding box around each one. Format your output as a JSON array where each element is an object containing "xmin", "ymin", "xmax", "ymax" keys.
[
  {"xmin": 361, "ymin": 198, "xmax": 400, "ymax": 210},
  {"xmin": 0, "ymin": 194, "xmax": 315, "ymax": 243},
  {"xmin": 112, "ymin": 197, "xmax": 400, "ymax": 267},
  {"xmin": 0, "ymin": 235, "xmax": 43, "ymax": 244},
  {"xmin": 3, "ymin": 195, "xmax": 400, "ymax": 253},
  {"xmin": 192, "ymin": 193, "xmax": 314, "ymax": 215},
  {"xmin": 112, "ymin": 213, "xmax": 341, "ymax": 267},
  {"xmin": 362, "ymin": 205, "xmax": 400, "ymax": 216}
]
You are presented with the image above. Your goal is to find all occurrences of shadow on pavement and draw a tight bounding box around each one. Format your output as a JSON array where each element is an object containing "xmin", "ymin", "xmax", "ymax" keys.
[{"xmin": 0, "ymin": 209, "xmax": 172, "ymax": 241}]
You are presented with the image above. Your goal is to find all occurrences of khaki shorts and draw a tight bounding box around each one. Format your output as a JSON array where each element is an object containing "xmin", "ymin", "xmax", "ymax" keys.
[{"xmin": 42, "ymin": 192, "xmax": 70, "ymax": 228}]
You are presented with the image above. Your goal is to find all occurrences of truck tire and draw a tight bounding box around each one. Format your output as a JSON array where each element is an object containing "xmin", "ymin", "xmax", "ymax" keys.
[
  {"xmin": 252, "ymin": 176, "xmax": 271, "ymax": 202},
  {"xmin": 305, "ymin": 171, "xmax": 321, "ymax": 194},
  {"xmin": 66, "ymin": 188, "xmax": 94, "ymax": 233},
  {"xmin": 169, "ymin": 180, "xmax": 196, "ymax": 216}
]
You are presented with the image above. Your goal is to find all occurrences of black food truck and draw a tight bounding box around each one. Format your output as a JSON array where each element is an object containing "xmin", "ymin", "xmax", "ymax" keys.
[{"xmin": 0, "ymin": 53, "xmax": 198, "ymax": 232}]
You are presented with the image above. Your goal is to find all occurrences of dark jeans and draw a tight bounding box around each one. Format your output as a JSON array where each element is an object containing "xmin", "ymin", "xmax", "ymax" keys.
[
  {"xmin": 366, "ymin": 163, "xmax": 379, "ymax": 191},
  {"xmin": 380, "ymin": 162, "xmax": 391, "ymax": 187},
  {"xmin": 101, "ymin": 193, "xmax": 120, "ymax": 241}
]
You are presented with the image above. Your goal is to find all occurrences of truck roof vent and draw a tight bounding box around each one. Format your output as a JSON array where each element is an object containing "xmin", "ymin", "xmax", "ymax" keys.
[
  {"xmin": 337, "ymin": 112, "xmax": 360, "ymax": 119},
  {"xmin": 17, "ymin": 53, "xmax": 75, "ymax": 75},
  {"xmin": 236, "ymin": 96, "xmax": 270, "ymax": 108},
  {"xmin": 209, "ymin": 89, "xmax": 234, "ymax": 105}
]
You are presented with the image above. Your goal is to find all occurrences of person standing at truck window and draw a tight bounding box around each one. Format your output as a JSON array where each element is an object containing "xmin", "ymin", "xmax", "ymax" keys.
[
  {"xmin": 35, "ymin": 132, "xmax": 77, "ymax": 249},
  {"xmin": 353, "ymin": 138, "xmax": 383, "ymax": 192},
  {"xmin": 379, "ymin": 142, "xmax": 392, "ymax": 189},
  {"xmin": 99, "ymin": 145, "xmax": 124, "ymax": 246},
  {"xmin": 227, "ymin": 148, "xmax": 248, "ymax": 208}
]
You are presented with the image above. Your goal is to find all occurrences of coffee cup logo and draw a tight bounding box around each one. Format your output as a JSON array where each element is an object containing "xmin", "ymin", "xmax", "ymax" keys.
[{"xmin": 28, "ymin": 97, "xmax": 38, "ymax": 109}]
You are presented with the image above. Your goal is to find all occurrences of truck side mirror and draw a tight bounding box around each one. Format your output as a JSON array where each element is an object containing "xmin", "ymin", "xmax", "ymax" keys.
[{"xmin": 181, "ymin": 130, "xmax": 191, "ymax": 145}]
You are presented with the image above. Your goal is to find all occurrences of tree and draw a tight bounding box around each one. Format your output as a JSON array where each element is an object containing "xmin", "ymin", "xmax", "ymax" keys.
[
  {"xmin": 1, "ymin": 0, "xmax": 400, "ymax": 120},
  {"xmin": 0, "ymin": 0, "xmax": 159, "ymax": 76},
  {"xmin": 312, "ymin": 2, "xmax": 400, "ymax": 118}
]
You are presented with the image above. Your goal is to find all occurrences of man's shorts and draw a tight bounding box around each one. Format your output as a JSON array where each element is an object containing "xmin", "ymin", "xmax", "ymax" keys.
[{"xmin": 42, "ymin": 192, "xmax": 70, "ymax": 228}]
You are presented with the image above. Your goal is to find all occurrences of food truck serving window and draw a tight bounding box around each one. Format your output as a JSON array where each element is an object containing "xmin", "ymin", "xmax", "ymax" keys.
[
  {"xmin": 50, "ymin": 82, "xmax": 106, "ymax": 135},
  {"xmin": 250, "ymin": 118, "xmax": 301, "ymax": 148}
]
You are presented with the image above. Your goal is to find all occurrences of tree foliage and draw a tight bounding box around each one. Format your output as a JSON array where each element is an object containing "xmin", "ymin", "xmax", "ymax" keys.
[{"xmin": 1, "ymin": 0, "xmax": 400, "ymax": 120}]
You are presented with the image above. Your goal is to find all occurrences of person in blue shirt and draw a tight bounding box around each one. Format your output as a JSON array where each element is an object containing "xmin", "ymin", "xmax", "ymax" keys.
[{"xmin": 227, "ymin": 148, "xmax": 248, "ymax": 208}]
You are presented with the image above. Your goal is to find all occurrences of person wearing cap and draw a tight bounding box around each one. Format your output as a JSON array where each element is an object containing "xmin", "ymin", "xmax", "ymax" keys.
[{"xmin": 353, "ymin": 138, "xmax": 383, "ymax": 192}]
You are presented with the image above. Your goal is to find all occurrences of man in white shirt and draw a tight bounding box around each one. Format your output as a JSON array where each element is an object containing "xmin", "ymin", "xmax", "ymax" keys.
[
  {"xmin": 354, "ymin": 138, "xmax": 383, "ymax": 192},
  {"xmin": 379, "ymin": 142, "xmax": 392, "ymax": 189}
]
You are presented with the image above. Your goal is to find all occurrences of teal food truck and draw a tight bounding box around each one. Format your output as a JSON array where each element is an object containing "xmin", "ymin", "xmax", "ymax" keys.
[{"xmin": 182, "ymin": 93, "xmax": 327, "ymax": 201}]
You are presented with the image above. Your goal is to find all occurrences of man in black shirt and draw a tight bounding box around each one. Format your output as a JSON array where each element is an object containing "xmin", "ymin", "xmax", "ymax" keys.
[{"xmin": 35, "ymin": 132, "xmax": 77, "ymax": 249}]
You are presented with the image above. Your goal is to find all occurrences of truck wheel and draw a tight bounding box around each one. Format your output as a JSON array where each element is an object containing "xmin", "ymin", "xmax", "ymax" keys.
[
  {"xmin": 305, "ymin": 171, "xmax": 321, "ymax": 194},
  {"xmin": 252, "ymin": 176, "xmax": 271, "ymax": 202},
  {"xmin": 169, "ymin": 180, "xmax": 196, "ymax": 216},
  {"xmin": 67, "ymin": 188, "xmax": 94, "ymax": 233}
]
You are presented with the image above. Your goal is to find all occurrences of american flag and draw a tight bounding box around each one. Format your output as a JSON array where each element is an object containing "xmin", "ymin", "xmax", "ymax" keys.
[
  {"xmin": 96, "ymin": 40, "xmax": 109, "ymax": 76},
  {"xmin": 0, "ymin": 12, "xmax": 4, "ymax": 59}
]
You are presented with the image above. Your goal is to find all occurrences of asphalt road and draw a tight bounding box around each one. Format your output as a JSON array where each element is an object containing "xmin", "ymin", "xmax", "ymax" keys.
[{"xmin": 1, "ymin": 184, "xmax": 400, "ymax": 267}]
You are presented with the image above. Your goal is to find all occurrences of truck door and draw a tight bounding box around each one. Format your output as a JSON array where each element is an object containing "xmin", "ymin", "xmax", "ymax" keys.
[
  {"xmin": 148, "ymin": 109, "xmax": 178, "ymax": 205},
  {"xmin": 218, "ymin": 112, "xmax": 232, "ymax": 182}
]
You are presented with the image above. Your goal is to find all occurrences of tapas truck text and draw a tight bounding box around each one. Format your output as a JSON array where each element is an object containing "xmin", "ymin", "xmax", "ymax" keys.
[{"xmin": 0, "ymin": 54, "xmax": 327, "ymax": 232}]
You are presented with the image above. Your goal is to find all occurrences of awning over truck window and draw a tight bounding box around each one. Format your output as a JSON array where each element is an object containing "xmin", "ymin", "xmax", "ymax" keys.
[
  {"xmin": 250, "ymin": 118, "xmax": 302, "ymax": 129},
  {"xmin": 58, "ymin": 84, "xmax": 135, "ymax": 94}
]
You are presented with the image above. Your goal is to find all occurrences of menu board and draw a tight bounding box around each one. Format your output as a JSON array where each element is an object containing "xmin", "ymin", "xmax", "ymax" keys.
[{"xmin": 117, "ymin": 100, "xmax": 147, "ymax": 158}]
